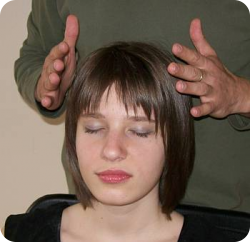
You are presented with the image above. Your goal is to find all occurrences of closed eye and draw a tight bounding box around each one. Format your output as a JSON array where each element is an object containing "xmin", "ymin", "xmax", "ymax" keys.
[
  {"xmin": 85, "ymin": 127, "xmax": 104, "ymax": 134},
  {"xmin": 130, "ymin": 130, "xmax": 153, "ymax": 138}
]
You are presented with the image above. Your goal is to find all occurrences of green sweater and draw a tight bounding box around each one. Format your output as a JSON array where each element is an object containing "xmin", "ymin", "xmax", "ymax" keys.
[{"xmin": 15, "ymin": 0, "xmax": 250, "ymax": 212}]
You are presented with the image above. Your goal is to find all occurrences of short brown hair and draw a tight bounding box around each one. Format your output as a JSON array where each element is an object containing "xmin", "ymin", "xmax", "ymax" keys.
[{"xmin": 65, "ymin": 42, "xmax": 195, "ymax": 217}]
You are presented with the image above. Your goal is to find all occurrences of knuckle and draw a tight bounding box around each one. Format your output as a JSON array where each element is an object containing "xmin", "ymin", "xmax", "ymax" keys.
[
  {"xmin": 177, "ymin": 65, "xmax": 185, "ymax": 75},
  {"xmin": 207, "ymin": 102, "xmax": 215, "ymax": 112},
  {"xmin": 200, "ymin": 83, "xmax": 210, "ymax": 95},
  {"xmin": 43, "ymin": 59, "xmax": 55, "ymax": 75},
  {"xmin": 190, "ymin": 51, "xmax": 201, "ymax": 63},
  {"xmin": 201, "ymin": 103, "xmax": 212, "ymax": 116},
  {"xmin": 192, "ymin": 68, "xmax": 200, "ymax": 80},
  {"xmin": 49, "ymin": 46, "xmax": 57, "ymax": 58}
]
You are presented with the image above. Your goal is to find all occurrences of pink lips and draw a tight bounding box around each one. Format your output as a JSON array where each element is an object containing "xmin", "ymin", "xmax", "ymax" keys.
[{"xmin": 97, "ymin": 170, "xmax": 132, "ymax": 184}]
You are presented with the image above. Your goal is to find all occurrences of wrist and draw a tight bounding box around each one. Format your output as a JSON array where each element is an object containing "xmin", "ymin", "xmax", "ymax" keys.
[{"xmin": 233, "ymin": 76, "xmax": 250, "ymax": 116}]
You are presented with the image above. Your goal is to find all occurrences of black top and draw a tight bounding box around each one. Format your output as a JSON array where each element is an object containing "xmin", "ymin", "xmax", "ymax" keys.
[{"xmin": 5, "ymin": 203, "xmax": 233, "ymax": 242}]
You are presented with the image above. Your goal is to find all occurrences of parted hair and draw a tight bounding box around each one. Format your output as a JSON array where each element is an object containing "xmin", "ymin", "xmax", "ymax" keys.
[{"xmin": 65, "ymin": 42, "xmax": 195, "ymax": 217}]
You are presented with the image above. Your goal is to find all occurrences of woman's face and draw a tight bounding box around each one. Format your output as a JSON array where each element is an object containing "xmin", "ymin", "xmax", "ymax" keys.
[{"xmin": 76, "ymin": 86, "xmax": 165, "ymax": 207}]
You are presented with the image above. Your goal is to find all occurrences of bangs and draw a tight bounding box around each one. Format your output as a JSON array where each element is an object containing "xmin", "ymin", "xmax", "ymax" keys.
[{"xmin": 73, "ymin": 42, "xmax": 175, "ymax": 133}]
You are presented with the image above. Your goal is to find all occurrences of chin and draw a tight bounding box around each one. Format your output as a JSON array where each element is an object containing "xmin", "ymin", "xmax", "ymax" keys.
[{"xmin": 93, "ymin": 190, "xmax": 137, "ymax": 207}]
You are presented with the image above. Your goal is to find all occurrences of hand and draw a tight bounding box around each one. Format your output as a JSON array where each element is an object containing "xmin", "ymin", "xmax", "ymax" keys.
[
  {"xmin": 168, "ymin": 18, "xmax": 250, "ymax": 118},
  {"xmin": 35, "ymin": 15, "xmax": 79, "ymax": 110}
]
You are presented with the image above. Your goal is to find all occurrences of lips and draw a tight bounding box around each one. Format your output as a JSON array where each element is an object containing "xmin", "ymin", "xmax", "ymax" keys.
[{"xmin": 96, "ymin": 170, "xmax": 132, "ymax": 184}]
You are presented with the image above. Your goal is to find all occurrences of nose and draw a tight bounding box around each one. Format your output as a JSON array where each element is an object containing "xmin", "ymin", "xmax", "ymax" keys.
[{"xmin": 101, "ymin": 132, "xmax": 127, "ymax": 162}]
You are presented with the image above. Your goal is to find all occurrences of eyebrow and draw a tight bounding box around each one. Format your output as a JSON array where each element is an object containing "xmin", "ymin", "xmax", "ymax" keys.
[
  {"xmin": 81, "ymin": 113, "xmax": 105, "ymax": 119},
  {"xmin": 80, "ymin": 113, "xmax": 155, "ymax": 123},
  {"xmin": 127, "ymin": 116, "xmax": 155, "ymax": 123}
]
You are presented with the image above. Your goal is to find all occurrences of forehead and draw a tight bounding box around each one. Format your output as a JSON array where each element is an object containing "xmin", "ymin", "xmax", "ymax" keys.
[
  {"xmin": 80, "ymin": 86, "xmax": 159, "ymax": 124},
  {"xmin": 85, "ymin": 86, "xmax": 152, "ymax": 118}
]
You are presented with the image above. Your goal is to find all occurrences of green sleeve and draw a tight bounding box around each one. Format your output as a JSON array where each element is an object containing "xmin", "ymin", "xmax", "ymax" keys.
[
  {"xmin": 228, "ymin": 115, "xmax": 250, "ymax": 131},
  {"xmin": 14, "ymin": 0, "xmax": 66, "ymax": 118}
]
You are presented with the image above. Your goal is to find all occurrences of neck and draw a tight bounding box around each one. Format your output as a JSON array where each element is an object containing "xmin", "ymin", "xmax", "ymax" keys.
[
  {"xmin": 90, "ymin": 198, "xmax": 163, "ymax": 237},
  {"xmin": 81, "ymin": 189, "xmax": 182, "ymax": 241},
  {"xmin": 63, "ymin": 188, "xmax": 183, "ymax": 242}
]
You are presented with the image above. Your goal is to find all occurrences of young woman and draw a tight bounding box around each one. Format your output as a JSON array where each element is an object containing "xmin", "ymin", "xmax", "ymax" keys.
[{"xmin": 3, "ymin": 42, "xmax": 231, "ymax": 241}]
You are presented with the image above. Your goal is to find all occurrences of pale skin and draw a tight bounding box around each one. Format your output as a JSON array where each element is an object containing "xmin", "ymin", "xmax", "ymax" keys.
[
  {"xmin": 168, "ymin": 18, "xmax": 250, "ymax": 118},
  {"xmin": 60, "ymin": 87, "xmax": 184, "ymax": 242}
]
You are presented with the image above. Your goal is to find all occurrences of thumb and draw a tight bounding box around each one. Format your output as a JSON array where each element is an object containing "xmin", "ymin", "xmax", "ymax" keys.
[
  {"xmin": 190, "ymin": 18, "xmax": 216, "ymax": 57},
  {"xmin": 64, "ymin": 15, "xmax": 79, "ymax": 48}
]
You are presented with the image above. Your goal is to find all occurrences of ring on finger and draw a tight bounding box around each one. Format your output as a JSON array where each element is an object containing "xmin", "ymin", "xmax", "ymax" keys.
[{"xmin": 198, "ymin": 70, "xmax": 203, "ymax": 81}]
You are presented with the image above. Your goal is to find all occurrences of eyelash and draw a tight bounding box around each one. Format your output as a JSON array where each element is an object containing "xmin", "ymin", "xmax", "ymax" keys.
[
  {"xmin": 84, "ymin": 128, "xmax": 102, "ymax": 134},
  {"xmin": 130, "ymin": 130, "xmax": 151, "ymax": 138},
  {"xmin": 84, "ymin": 128, "xmax": 152, "ymax": 138}
]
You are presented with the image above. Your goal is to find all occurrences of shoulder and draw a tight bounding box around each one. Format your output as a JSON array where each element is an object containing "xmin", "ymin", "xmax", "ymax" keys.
[
  {"xmin": 178, "ymin": 214, "xmax": 234, "ymax": 242},
  {"xmin": 4, "ymin": 202, "xmax": 70, "ymax": 242}
]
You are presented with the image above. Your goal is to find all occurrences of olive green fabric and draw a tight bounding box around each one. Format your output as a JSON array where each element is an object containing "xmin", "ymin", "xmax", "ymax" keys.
[{"xmin": 15, "ymin": 0, "xmax": 250, "ymax": 212}]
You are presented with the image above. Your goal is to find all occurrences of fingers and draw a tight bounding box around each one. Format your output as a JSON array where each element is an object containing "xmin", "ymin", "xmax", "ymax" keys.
[
  {"xmin": 43, "ymin": 44, "xmax": 69, "ymax": 91},
  {"xmin": 45, "ymin": 73, "xmax": 60, "ymax": 90},
  {"xmin": 55, "ymin": 15, "xmax": 78, "ymax": 91},
  {"xmin": 176, "ymin": 80, "xmax": 211, "ymax": 96},
  {"xmin": 53, "ymin": 59, "xmax": 65, "ymax": 72},
  {"xmin": 189, "ymin": 18, "xmax": 217, "ymax": 57},
  {"xmin": 64, "ymin": 15, "xmax": 79, "ymax": 48},
  {"xmin": 168, "ymin": 62, "xmax": 205, "ymax": 82},
  {"xmin": 169, "ymin": 18, "xmax": 235, "ymax": 119},
  {"xmin": 40, "ymin": 96, "xmax": 53, "ymax": 109},
  {"xmin": 43, "ymin": 58, "xmax": 65, "ymax": 91},
  {"xmin": 35, "ymin": 15, "xmax": 79, "ymax": 110},
  {"xmin": 171, "ymin": 43, "xmax": 207, "ymax": 68},
  {"xmin": 35, "ymin": 57, "xmax": 64, "ymax": 103},
  {"xmin": 171, "ymin": 19, "xmax": 218, "ymax": 69},
  {"xmin": 191, "ymin": 103, "xmax": 214, "ymax": 118},
  {"xmin": 47, "ymin": 41, "xmax": 69, "ymax": 61}
]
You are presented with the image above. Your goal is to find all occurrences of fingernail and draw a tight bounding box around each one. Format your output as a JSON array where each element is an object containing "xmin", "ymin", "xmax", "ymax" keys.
[
  {"xmin": 191, "ymin": 108, "xmax": 200, "ymax": 117},
  {"xmin": 170, "ymin": 63, "xmax": 178, "ymax": 73},
  {"xmin": 174, "ymin": 44, "xmax": 182, "ymax": 53},
  {"xmin": 179, "ymin": 81, "xmax": 186, "ymax": 90}
]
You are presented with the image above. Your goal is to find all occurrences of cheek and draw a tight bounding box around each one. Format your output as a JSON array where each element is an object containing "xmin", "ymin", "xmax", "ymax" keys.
[
  {"xmin": 132, "ymin": 137, "xmax": 165, "ymax": 159},
  {"xmin": 76, "ymin": 141, "xmax": 97, "ymax": 183},
  {"xmin": 131, "ymin": 140, "xmax": 165, "ymax": 176},
  {"xmin": 143, "ymin": 152, "xmax": 165, "ymax": 178},
  {"xmin": 76, "ymin": 135, "xmax": 98, "ymax": 168}
]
